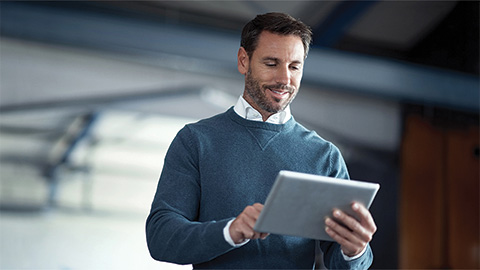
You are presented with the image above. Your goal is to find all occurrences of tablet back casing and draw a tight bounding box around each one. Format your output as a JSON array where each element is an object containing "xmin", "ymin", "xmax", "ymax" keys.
[{"xmin": 254, "ymin": 170, "xmax": 380, "ymax": 241}]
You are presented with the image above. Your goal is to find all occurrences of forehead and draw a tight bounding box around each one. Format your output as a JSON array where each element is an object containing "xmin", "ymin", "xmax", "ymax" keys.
[{"xmin": 253, "ymin": 31, "xmax": 305, "ymax": 62}]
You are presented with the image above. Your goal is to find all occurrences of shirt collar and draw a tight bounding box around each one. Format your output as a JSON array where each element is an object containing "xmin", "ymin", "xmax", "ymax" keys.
[{"xmin": 233, "ymin": 96, "xmax": 291, "ymax": 124}]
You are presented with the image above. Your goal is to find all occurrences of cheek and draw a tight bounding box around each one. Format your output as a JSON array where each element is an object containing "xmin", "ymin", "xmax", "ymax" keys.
[
  {"xmin": 251, "ymin": 66, "xmax": 275, "ymax": 82},
  {"xmin": 258, "ymin": 71, "xmax": 275, "ymax": 83},
  {"xmin": 292, "ymin": 73, "xmax": 303, "ymax": 88}
]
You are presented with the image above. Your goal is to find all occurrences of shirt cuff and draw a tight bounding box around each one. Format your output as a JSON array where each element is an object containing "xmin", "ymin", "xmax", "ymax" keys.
[
  {"xmin": 341, "ymin": 245, "xmax": 367, "ymax": 261},
  {"xmin": 223, "ymin": 219, "xmax": 250, "ymax": 247}
]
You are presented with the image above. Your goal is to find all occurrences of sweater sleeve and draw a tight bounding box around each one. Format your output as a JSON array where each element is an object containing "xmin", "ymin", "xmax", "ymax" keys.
[
  {"xmin": 320, "ymin": 241, "xmax": 373, "ymax": 269},
  {"xmin": 320, "ymin": 142, "xmax": 374, "ymax": 269},
  {"xmin": 327, "ymin": 142, "xmax": 350, "ymax": 180},
  {"xmin": 145, "ymin": 126, "xmax": 235, "ymax": 264}
]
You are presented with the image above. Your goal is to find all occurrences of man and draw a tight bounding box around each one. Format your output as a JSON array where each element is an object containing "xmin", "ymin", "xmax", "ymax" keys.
[{"xmin": 146, "ymin": 12, "xmax": 376, "ymax": 269}]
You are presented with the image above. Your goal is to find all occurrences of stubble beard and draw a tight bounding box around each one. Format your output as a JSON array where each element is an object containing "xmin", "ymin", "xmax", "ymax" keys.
[{"xmin": 244, "ymin": 69, "xmax": 297, "ymax": 114}]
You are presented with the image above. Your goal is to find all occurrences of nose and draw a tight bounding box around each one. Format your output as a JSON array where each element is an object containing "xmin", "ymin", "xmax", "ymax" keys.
[{"xmin": 275, "ymin": 65, "xmax": 290, "ymax": 85}]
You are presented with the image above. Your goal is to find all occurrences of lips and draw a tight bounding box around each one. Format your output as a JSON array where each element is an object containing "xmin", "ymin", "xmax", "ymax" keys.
[{"xmin": 268, "ymin": 88, "xmax": 290, "ymax": 99}]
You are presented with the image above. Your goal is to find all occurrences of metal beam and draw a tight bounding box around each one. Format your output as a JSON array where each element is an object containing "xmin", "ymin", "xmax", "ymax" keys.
[
  {"xmin": 303, "ymin": 49, "xmax": 479, "ymax": 112},
  {"xmin": 313, "ymin": 1, "xmax": 377, "ymax": 47}
]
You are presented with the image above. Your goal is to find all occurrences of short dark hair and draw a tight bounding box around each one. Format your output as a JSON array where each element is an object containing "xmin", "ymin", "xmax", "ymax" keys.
[{"xmin": 241, "ymin": 12, "xmax": 313, "ymax": 59}]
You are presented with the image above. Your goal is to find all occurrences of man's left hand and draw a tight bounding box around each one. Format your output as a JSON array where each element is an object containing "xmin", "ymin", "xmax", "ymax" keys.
[{"xmin": 324, "ymin": 202, "xmax": 377, "ymax": 257}]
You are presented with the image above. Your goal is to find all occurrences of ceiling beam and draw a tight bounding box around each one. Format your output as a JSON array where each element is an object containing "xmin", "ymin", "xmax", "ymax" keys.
[{"xmin": 313, "ymin": 0, "xmax": 377, "ymax": 47}]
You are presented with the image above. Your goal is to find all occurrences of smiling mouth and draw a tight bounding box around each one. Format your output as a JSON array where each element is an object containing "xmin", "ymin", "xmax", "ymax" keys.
[
  {"xmin": 268, "ymin": 88, "xmax": 290, "ymax": 99},
  {"xmin": 271, "ymin": 89, "xmax": 287, "ymax": 94}
]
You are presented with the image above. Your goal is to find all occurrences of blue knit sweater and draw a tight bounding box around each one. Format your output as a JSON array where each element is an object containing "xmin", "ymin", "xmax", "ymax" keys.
[{"xmin": 146, "ymin": 107, "xmax": 373, "ymax": 269}]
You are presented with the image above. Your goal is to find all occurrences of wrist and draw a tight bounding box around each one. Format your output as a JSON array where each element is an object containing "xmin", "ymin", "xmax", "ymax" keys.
[
  {"xmin": 341, "ymin": 245, "xmax": 367, "ymax": 261},
  {"xmin": 223, "ymin": 219, "xmax": 249, "ymax": 247}
]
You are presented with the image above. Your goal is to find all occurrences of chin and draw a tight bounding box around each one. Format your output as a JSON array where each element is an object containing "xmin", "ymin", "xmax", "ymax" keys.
[{"xmin": 269, "ymin": 104, "xmax": 286, "ymax": 113}]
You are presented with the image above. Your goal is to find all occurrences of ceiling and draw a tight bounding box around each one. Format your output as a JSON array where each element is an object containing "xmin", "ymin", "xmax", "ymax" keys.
[
  {"xmin": 0, "ymin": 0, "xmax": 478, "ymax": 112},
  {"xmin": 78, "ymin": 0, "xmax": 478, "ymax": 75},
  {"xmin": 3, "ymin": 1, "xmax": 478, "ymax": 73}
]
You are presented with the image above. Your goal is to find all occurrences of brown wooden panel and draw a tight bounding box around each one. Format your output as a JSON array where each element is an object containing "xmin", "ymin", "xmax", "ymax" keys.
[
  {"xmin": 400, "ymin": 116, "xmax": 447, "ymax": 268},
  {"xmin": 446, "ymin": 126, "xmax": 480, "ymax": 269}
]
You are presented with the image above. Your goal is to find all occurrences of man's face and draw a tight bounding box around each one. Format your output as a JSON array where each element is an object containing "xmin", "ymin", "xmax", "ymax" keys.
[{"xmin": 238, "ymin": 31, "xmax": 305, "ymax": 120}]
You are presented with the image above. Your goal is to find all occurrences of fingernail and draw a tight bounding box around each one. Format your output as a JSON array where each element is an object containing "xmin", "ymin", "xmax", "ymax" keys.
[
  {"xmin": 334, "ymin": 210, "xmax": 341, "ymax": 217},
  {"xmin": 353, "ymin": 203, "xmax": 359, "ymax": 210}
]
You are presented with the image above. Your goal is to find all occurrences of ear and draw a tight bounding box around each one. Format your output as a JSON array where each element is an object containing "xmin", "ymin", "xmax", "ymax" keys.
[{"xmin": 237, "ymin": 47, "xmax": 249, "ymax": 75}]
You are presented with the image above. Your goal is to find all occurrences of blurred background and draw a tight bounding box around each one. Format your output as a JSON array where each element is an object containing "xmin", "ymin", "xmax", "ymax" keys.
[{"xmin": 0, "ymin": 1, "xmax": 478, "ymax": 269}]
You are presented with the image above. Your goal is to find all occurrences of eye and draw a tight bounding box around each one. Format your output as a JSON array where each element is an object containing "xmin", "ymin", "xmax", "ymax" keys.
[
  {"xmin": 265, "ymin": 62, "xmax": 276, "ymax": 67},
  {"xmin": 290, "ymin": 65, "xmax": 301, "ymax": 71}
]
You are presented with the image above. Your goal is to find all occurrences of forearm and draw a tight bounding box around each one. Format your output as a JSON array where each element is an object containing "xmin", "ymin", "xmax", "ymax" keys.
[
  {"xmin": 145, "ymin": 126, "xmax": 239, "ymax": 263},
  {"xmin": 146, "ymin": 209, "xmax": 234, "ymax": 264}
]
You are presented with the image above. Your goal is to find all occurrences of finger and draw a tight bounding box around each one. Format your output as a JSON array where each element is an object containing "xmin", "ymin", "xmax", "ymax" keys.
[
  {"xmin": 231, "ymin": 216, "xmax": 263, "ymax": 241},
  {"xmin": 240, "ymin": 218, "xmax": 257, "ymax": 235},
  {"xmin": 237, "ymin": 222, "xmax": 263, "ymax": 240},
  {"xmin": 243, "ymin": 205, "xmax": 262, "ymax": 227},
  {"xmin": 325, "ymin": 226, "xmax": 360, "ymax": 255},
  {"xmin": 259, "ymin": 232, "xmax": 270, "ymax": 240},
  {"xmin": 325, "ymin": 218, "xmax": 367, "ymax": 257},
  {"xmin": 325, "ymin": 217, "xmax": 364, "ymax": 246},
  {"xmin": 351, "ymin": 203, "xmax": 377, "ymax": 233},
  {"xmin": 248, "ymin": 204, "xmax": 263, "ymax": 216},
  {"xmin": 332, "ymin": 209, "xmax": 372, "ymax": 243},
  {"xmin": 245, "ymin": 205, "xmax": 268, "ymax": 240},
  {"xmin": 230, "ymin": 204, "xmax": 266, "ymax": 242},
  {"xmin": 253, "ymin": 203, "xmax": 264, "ymax": 212}
]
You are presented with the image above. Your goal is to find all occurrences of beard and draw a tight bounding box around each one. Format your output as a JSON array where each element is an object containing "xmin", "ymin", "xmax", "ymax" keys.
[{"xmin": 244, "ymin": 69, "xmax": 297, "ymax": 114}]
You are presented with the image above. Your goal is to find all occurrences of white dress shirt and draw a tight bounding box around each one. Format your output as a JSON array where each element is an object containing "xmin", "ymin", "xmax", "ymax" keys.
[{"xmin": 233, "ymin": 95, "xmax": 291, "ymax": 124}]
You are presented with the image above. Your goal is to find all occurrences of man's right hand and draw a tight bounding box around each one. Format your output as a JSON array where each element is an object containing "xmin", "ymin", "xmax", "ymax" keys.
[{"xmin": 229, "ymin": 203, "xmax": 270, "ymax": 244}]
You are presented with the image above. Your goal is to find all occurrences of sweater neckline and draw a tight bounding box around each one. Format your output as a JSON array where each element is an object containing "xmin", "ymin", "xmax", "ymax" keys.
[{"xmin": 226, "ymin": 107, "xmax": 295, "ymax": 132}]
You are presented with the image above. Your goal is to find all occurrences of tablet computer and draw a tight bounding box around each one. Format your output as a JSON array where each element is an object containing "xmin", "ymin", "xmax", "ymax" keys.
[{"xmin": 254, "ymin": 170, "xmax": 380, "ymax": 241}]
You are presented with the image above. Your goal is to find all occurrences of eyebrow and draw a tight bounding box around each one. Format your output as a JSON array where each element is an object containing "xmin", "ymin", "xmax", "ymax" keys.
[{"xmin": 262, "ymin": 57, "xmax": 303, "ymax": 65}]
